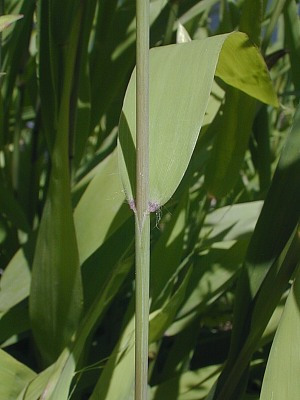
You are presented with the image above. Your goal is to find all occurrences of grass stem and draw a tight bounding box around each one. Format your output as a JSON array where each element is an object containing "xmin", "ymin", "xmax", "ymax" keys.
[{"xmin": 135, "ymin": 0, "xmax": 150, "ymax": 399}]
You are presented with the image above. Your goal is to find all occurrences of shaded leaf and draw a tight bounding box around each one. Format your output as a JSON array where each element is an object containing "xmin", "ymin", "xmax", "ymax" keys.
[{"xmin": 260, "ymin": 259, "xmax": 300, "ymax": 400}]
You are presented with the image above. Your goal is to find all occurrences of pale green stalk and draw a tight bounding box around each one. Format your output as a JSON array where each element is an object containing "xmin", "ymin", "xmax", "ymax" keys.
[{"xmin": 135, "ymin": 1, "xmax": 150, "ymax": 399}]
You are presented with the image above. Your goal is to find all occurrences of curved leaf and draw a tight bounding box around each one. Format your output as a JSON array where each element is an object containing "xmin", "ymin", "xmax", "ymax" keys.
[
  {"xmin": 118, "ymin": 32, "xmax": 277, "ymax": 210},
  {"xmin": 260, "ymin": 260, "xmax": 300, "ymax": 400},
  {"xmin": 0, "ymin": 14, "xmax": 23, "ymax": 33}
]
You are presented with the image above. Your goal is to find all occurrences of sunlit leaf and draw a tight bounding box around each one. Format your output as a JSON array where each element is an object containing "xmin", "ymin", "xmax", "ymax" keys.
[
  {"xmin": 0, "ymin": 15, "xmax": 23, "ymax": 32},
  {"xmin": 118, "ymin": 32, "xmax": 277, "ymax": 210}
]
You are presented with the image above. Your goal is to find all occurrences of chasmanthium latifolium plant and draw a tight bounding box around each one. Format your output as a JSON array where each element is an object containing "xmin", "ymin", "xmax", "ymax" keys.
[{"xmin": 0, "ymin": 1, "xmax": 299, "ymax": 399}]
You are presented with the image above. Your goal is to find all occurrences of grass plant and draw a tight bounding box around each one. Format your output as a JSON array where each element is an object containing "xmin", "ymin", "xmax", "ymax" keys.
[{"xmin": 0, "ymin": 1, "xmax": 299, "ymax": 399}]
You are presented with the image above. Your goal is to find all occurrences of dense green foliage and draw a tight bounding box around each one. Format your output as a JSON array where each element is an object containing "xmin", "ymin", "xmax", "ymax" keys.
[{"xmin": 0, "ymin": 0, "xmax": 299, "ymax": 399}]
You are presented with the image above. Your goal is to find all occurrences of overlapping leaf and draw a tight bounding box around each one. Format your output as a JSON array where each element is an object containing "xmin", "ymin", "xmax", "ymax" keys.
[{"xmin": 118, "ymin": 31, "xmax": 277, "ymax": 210}]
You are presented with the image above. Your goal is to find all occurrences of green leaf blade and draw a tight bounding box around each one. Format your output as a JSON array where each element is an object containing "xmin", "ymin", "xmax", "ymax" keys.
[{"xmin": 118, "ymin": 31, "xmax": 278, "ymax": 210}]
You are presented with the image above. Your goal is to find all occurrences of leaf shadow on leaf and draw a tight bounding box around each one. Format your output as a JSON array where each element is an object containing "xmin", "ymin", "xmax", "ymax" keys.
[
  {"xmin": 118, "ymin": 111, "xmax": 136, "ymax": 203},
  {"xmin": 211, "ymin": 147, "xmax": 300, "ymax": 399},
  {"xmin": 150, "ymin": 228, "xmax": 188, "ymax": 307},
  {"xmin": 81, "ymin": 216, "xmax": 134, "ymax": 309},
  {"xmin": 103, "ymin": 201, "xmax": 132, "ymax": 244}
]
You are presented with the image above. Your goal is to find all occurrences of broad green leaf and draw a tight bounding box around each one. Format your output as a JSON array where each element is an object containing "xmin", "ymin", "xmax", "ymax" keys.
[
  {"xmin": 205, "ymin": 88, "xmax": 257, "ymax": 197},
  {"xmin": 202, "ymin": 201, "xmax": 263, "ymax": 243},
  {"xmin": 90, "ymin": 308, "xmax": 135, "ymax": 400},
  {"xmin": 150, "ymin": 193, "xmax": 188, "ymax": 308},
  {"xmin": 149, "ymin": 267, "xmax": 192, "ymax": 343},
  {"xmin": 245, "ymin": 105, "xmax": 300, "ymax": 298},
  {"xmin": 71, "ymin": 0, "xmax": 98, "ymax": 167},
  {"xmin": 0, "ymin": 248, "xmax": 31, "ymax": 315},
  {"xmin": 260, "ymin": 263, "xmax": 300, "ymax": 400},
  {"xmin": 1, "ymin": 151, "xmax": 129, "ymax": 324},
  {"xmin": 82, "ymin": 216, "xmax": 134, "ymax": 308},
  {"xmin": 215, "ymin": 33, "xmax": 277, "ymax": 106},
  {"xmin": 239, "ymin": 0, "xmax": 263, "ymax": 46},
  {"xmin": 17, "ymin": 360, "xmax": 59, "ymax": 400},
  {"xmin": 0, "ymin": 349, "xmax": 36, "ymax": 399},
  {"xmin": 175, "ymin": 23, "xmax": 225, "ymax": 128},
  {"xmin": 89, "ymin": 0, "xmax": 168, "ymax": 132},
  {"xmin": 74, "ymin": 150, "xmax": 130, "ymax": 264},
  {"xmin": 205, "ymin": 0, "xmax": 268, "ymax": 197},
  {"xmin": 51, "ymin": 1, "xmax": 81, "ymax": 46},
  {"xmin": 167, "ymin": 240, "xmax": 247, "ymax": 336},
  {"xmin": 27, "ymin": 256, "xmax": 133, "ymax": 399},
  {"xmin": 118, "ymin": 32, "xmax": 277, "ymax": 210},
  {"xmin": 91, "ymin": 268, "xmax": 191, "ymax": 400},
  {"xmin": 209, "ymin": 105, "xmax": 300, "ymax": 399},
  {"xmin": 29, "ymin": 135, "xmax": 83, "ymax": 364},
  {"xmin": 209, "ymin": 228, "xmax": 300, "ymax": 400},
  {"xmin": 29, "ymin": 4, "xmax": 85, "ymax": 365},
  {"xmin": 37, "ymin": 0, "xmax": 58, "ymax": 151},
  {"xmin": 0, "ymin": 14, "xmax": 23, "ymax": 32},
  {"xmin": 150, "ymin": 365, "xmax": 220, "ymax": 400},
  {"xmin": 35, "ymin": 349, "xmax": 74, "ymax": 400},
  {"xmin": 90, "ymin": 261, "xmax": 190, "ymax": 400},
  {"xmin": 153, "ymin": 317, "xmax": 201, "ymax": 386},
  {"xmin": 0, "ymin": 301, "xmax": 29, "ymax": 345},
  {"xmin": 260, "ymin": 296, "xmax": 286, "ymax": 347}
]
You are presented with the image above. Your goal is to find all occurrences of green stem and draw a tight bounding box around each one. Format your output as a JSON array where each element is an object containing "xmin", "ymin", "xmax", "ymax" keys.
[
  {"xmin": 261, "ymin": 0, "xmax": 286, "ymax": 54},
  {"xmin": 135, "ymin": 1, "xmax": 150, "ymax": 399},
  {"xmin": 163, "ymin": 0, "xmax": 179, "ymax": 45}
]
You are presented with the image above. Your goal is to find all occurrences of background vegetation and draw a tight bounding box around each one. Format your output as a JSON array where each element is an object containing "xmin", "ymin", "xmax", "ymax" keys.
[{"xmin": 0, "ymin": 0, "xmax": 299, "ymax": 399}]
